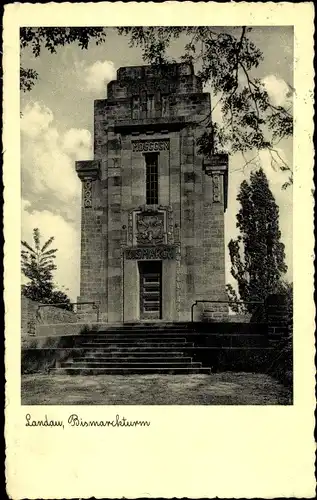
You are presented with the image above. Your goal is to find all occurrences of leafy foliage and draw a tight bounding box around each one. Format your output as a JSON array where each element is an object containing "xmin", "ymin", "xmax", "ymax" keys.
[
  {"xmin": 226, "ymin": 168, "xmax": 288, "ymax": 313},
  {"xmin": 20, "ymin": 26, "xmax": 293, "ymax": 181},
  {"xmin": 275, "ymin": 280, "xmax": 293, "ymax": 321},
  {"xmin": 20, "ymin": 67, "xmax": 38, "ymax": 92},
  {"xmin": 20, "ymin": 27, "xmax": 107, "ymax": 91},
  {"xmin": 21, "ymin": 228, "xmax": 72, "ymax": 310},
  {"xmin": 118, "ymin": 27, "xmax": 293, "ymax": 182}
]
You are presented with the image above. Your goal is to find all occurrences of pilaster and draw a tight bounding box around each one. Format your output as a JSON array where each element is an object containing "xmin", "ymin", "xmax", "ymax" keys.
[{"xmin": 75, "ymin": 160, "xmax": 107, "ymax": 320}]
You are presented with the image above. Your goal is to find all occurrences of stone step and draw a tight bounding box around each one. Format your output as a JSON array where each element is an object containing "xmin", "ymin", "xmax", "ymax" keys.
[
  {"xmin": 61, "ymin": 361, "xmax": 201, "ymax": 369},
  {"xmin": 77, "ymin": 332, "xmax": 266, "ymax": 339},
  {"xmin": 77, "ymin": 338, "xmax": 265, "ymax": 349},
  {"xmin": 95, "ymin": 329, "xmax": 193, "ymax": 334},
  {"xmin": 76, "ymin": 336, "xmax": 188, "ymax": 343},
  {"xmin": 192, "ymin": 322, "xmax": 268, "ymax": 334},
  {"xmin": 79, "ymin": 342, "xmax": 193, "ymax": 349},
  {"xmin": 51, "ymin": 367, "xmax": 211, "ymax": 375},
  {"xmin": 79, "ymin": 346, "xmax": 192, "ymax": 354},
  {"xmin": 83, "ymin": 351, "xmax": 187, "ymax": 358},
  {"xmin": 97, "ymin": 323, "xmax": 192, "ymax": 329},
  {"xmin": 80, "ymin": 331, "xmax": 191, "ymax": 335},
  {"xmin": 79, "ymin": 322, "xmax": 267, "ymax": 333},
  {"xmin": 83, "ymin": 349, "xmax": 189, "ymax": 356},
  {"xmin": 81, "ymin": 338, "xmax": 267, "ymax": 348},
  {"xmin": 193, "ymin": 335, "xmax": 267, "ymax": 347},
  {"xmin": 73, "ymin": 356, "xmax": 194, "ymax": 362}
]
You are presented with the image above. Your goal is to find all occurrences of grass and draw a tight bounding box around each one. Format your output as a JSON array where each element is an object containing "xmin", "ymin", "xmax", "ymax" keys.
[{"xmin": 21, "ymin": 372, "xmax": 292, "ymax": 405}]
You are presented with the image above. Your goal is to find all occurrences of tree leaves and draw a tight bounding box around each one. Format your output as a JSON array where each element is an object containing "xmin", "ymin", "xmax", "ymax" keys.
[
  {"xmin": 20, "ymin": 27, "xmax": 107, "ymax": 92},
  {"xmin": 227, "ymin": 168, "xmax": 288, "ymax": 312},
  {"xmin": 21, "ymin": 228, "xmax": 71, "ymax": 308},
  {"xmin": 20, "ymin": 27, "xmax": 107, "ymax": 56},
  {"xmin": 118, "ymin": 26, "xmax": 293, "ymax": 177},
  {"xmin": 41, "ymin": 236, "xmax": 55, "ymax": 253},
  {"xmin": 117, "ymin": 27, "xmax": 183, "ymax": 65},
  {"xmin": 20, "ymin": 26, "xmax": 293, "ymax": 179},
  {"xmin": 20, "ymin": 67, "xmax": 38, "ymax": 92}
]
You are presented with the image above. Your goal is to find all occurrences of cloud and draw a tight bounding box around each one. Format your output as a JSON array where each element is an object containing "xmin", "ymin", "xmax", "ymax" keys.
[
  {"xmin": 83, "ymin": 60, "xmax": 116, "ymax": 92},
  {"xmin": 21, "ymin": 102, "xmax": 54, "ymax": 138},
  {"xmin": 21, "ymin": 102, "xmax": 91, "ymax": 220},
  {"xmin": 62, "ymin": 128, "xmax": 92, "ymax": 159},
  {"xmin": 21, "ymin": 200, "xmax": 80, "ymax": 300},
  {"xmin": 21, "ymin": 102, "xmax": 92, "ymax": 299},
  {"xmin": 262, "ymin": 74, "xmax": 293, "ymax": 107}
]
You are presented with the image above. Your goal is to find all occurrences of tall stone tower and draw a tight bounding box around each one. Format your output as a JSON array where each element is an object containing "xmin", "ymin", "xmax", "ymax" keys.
[{"xmin": 76, "ymin": 63, "xmax": 228, "ymax": 323}]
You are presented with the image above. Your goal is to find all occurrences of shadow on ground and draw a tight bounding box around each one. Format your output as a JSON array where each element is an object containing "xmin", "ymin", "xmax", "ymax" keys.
[{"xmin": 21, "ymin": 372, "xmax": 292, "ymax": 405}]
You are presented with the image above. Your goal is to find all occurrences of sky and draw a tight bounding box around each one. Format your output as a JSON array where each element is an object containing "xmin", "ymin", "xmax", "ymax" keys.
[{"xmin": 20, "ymin": 27, "xmax": 293, "ymax": 301}]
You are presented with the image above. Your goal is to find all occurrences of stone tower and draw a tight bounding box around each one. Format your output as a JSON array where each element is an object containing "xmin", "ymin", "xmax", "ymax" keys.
[{"xmin": 76, "ymin": 63, "xmax": 228, "ymax": 323}]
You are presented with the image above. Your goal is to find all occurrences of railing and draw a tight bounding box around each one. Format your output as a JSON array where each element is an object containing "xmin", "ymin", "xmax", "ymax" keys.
[
  {"xmin": 190, "ymin": 299, "xmax": 265, "ymax": 323},
  {"xmin": 36, "ymin": 301, "xmax": 100, "ymax": 323}
]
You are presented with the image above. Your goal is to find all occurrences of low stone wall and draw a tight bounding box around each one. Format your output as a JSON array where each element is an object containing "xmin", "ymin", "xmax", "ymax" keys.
[
  {"xmin": 35, "ymin": 322, "xmax": 100, "ymax": 338},
  {"xmin": 193, "ymin": 302, "xmax": 229, "ymax": 321},
  {"xmin": 265, "ymin": 294, "xmax": 290, "ymax": 342},
  {"xmin": 21, "ymin": 295, "xmax": 77, "ymax": 337},
  {"xmin": 21, "ymin": 295, "xmax": 36, "ymax": 336},
  {"xmin": 227, "ymin": 313, "xmax": 252, "ymax": 323}
]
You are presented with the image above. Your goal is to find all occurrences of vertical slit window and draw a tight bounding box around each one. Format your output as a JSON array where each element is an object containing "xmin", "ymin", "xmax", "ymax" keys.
[
  {"xmin": 161, "ymin": 95, "xmax": 169, "ymax": 117},
  {"xmin": 147, "ymin": 95, "xmax": 155, "ymax": 117},
  {"xmin": 145, "ymin": 153, "xmax": 159, "ymax": 205},
  {"xmin": 132, "ymin": 96, "xmax": 140, "ymax": 119}
]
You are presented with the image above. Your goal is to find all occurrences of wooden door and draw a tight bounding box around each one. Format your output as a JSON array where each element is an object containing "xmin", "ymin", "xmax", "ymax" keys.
[{"xmin": 139, "ymin": 261, "xmax": 162, "ymax": 320}]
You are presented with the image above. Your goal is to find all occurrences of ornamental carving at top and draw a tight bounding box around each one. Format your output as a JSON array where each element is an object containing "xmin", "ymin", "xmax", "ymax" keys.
[
  {"xmin": 83, "ymin": 180, "xmax": 92, "ymax": 208},
  {"xmin": 212, "ymin": 174, "xmax": 221, "ymax": 202},
  {"xmin": 136, "ymin": 212, "xmax": 165, "ymax": 246}
]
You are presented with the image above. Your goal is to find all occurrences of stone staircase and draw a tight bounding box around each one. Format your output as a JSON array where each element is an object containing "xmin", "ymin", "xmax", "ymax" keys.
[
  {"xmin": 52, "ymin": 323, "xmax": 212, "ymax": 375},
  {"xmin": 47, "ymin": 322, "xmax": 271, "ymax": 376}
]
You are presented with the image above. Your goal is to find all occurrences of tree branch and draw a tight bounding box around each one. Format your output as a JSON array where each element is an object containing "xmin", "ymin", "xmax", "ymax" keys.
[
  {"xmin": 240, "ymin": 61, "xmax": 260, "ymax": 120},
  {"xmin": 267, "ymin": 146, "xmax": 292, "ymax": 173}
]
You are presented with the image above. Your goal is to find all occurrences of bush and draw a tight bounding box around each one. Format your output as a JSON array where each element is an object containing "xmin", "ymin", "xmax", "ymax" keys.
[{"xmin": 267, "ymin": 333, "xmax": 293, "ymax": 387}]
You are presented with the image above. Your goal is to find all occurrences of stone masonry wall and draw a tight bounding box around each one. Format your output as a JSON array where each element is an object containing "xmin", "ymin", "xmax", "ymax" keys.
[
  {"xmin": 21, "ymin": 295, "xmax": 77, "ymax": 337},
  {"xmin": 78, "ymin": 179, "xmax": 107, "ymax": 320},
  {"xmin": 177, "ymin": 110, "xmax": 227, "ymax": 320},
  {"xmin": 106, "ymin": 127, "xmax": 124, "ymax": 323}
]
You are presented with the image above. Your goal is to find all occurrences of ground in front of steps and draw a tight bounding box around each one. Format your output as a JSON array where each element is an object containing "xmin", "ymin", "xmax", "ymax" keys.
[{"xmin": 21, "ymin": 372, "xmax": 292, "ymax": 405}]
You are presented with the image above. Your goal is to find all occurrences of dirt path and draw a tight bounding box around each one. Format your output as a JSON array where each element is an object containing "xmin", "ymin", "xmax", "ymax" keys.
[{"xmin": 21, "ymin": 372, "xmax": 292, "ymax": 405}]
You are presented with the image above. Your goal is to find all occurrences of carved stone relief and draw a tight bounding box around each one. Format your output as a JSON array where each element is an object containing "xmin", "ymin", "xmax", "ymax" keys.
[
  {"xmin": 127, "ymin": 212, "xmax": 133, "ymax": 244},
  {"xmin": 175, "ymin": 244, "xmax": 181, "ymax": 318},
  {"xmin": 166, "ymin": 206, "xmax": 174, "ymax": 244},
  {"xmin": 83, "ymin": 180, "xmax": 92, "ymax": 208},
  {"xmin": 127, "ymin": 206, "xmax": 174, "ymax": 247},
  {"xmin": 212, "ymin": 174, "xmax": 221, "ymax": 203},
  {"xmin": 136, "ymin": 212, "xmax": 165, "ymax": 246}
]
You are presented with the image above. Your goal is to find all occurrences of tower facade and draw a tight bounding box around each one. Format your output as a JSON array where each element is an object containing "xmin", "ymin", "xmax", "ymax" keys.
[{"xmin": 76, "ymin": 63, "xmax": 228, "ymax": 323}]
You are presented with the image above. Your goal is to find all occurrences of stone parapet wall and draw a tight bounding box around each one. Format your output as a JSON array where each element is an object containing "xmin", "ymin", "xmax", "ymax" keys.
[
  {"xmin": 191, "ymin": 302, "xmax": 229, "ymax": 322},
  {"xmin": 265, "ymin": 294, "xmax": 291, "ymax": 342},
  {"xmin": 21, "ymin": 295, "xmax": 78, "ymax": 337},
  {"xmin": 35, "ymin": 322, "xmax": 95, "ymax": 338}
]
